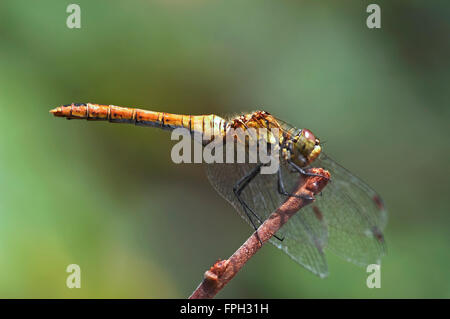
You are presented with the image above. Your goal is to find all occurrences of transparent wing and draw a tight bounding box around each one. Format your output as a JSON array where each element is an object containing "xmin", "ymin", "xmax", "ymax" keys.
[
  {"xmin": 272, "ymin": 116, "xmax": 387, "ymax": 265},
  {"xmin": 304, "ymin": 152, "xmax": 388, "ymax": 266},
  {"xmin": 205, "ymin": 161, "xmax": 329, "ymax": 277}
]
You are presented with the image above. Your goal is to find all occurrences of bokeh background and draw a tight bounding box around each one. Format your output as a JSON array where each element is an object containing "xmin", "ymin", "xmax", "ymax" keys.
[{"xmin": 0, "ymin": 0, "xmax": 449, "ymax": 298}]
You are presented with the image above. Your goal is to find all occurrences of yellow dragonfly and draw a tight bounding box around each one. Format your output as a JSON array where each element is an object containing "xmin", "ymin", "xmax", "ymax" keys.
[{"xmin": 51, "ymin": 103, "xmax": 387, "ymax": 277}]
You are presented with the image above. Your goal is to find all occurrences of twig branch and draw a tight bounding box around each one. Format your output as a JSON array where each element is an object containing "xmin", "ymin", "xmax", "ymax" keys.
[{"xmin": 189, "ymin": 167, "xmax": 330, "ymax": 299}]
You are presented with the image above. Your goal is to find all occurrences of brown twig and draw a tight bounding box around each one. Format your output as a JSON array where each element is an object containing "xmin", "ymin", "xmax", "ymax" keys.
[{"xmin": 189, "ymin": 167, "xmax": 330, "ymax": 299}]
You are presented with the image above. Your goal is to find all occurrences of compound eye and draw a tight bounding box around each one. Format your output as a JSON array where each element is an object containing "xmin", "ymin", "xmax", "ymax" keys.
[{"xmin": 302, "ymin": 129, "xmax": 316, "ymax": 143}]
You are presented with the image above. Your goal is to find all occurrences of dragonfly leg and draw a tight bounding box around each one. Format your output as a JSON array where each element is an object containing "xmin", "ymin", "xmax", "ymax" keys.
[
  {"xmin": 233, "ymin": 165, "xmax": 264, "ymax": 244},
  {"xmin": 287, "ymin": 160, "xmax": 330, "ymax": 180},
  {"xmin": 278, "ymin": 169, "xmax": 314, "ymax": 201},
  {"xmin": 233, "ymin": 165, "xmax": 263, "ymax": 219},
  {"xmin": 233, "ymin": 164, "xmax": 285, "ymax": 243}
]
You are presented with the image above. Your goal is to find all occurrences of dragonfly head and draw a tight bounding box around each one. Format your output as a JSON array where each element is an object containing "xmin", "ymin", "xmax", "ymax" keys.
[{"xmin": 291, "ymin": 129, "xmax": 322, "ymax": 166}]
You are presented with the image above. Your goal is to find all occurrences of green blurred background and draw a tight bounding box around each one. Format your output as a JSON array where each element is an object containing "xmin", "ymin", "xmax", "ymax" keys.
[{"xmin": 0, "ymin": 0, "xmax": 449, "ymax": 298}]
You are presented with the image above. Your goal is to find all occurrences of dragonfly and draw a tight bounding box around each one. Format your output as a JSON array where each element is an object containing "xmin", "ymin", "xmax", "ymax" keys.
[{"xmin": 50, "ymin": 103, "xmax": 387, "ymax": 277}]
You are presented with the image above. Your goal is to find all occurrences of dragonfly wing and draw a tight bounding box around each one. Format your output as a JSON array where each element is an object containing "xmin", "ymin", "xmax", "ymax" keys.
[
  {"xmin": 205, "ymin": 161, "xmax": 329, "ymax": 277},
  {"xmin": 305, "ymin": 152, "xmax": 388, "ymax": 266}
]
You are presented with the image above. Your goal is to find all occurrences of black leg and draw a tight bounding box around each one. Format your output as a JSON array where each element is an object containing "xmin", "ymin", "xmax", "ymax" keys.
[
  {"xmin": 233, "ymin": 164, "xmax": 264, "ymax": 244},
  {"xmin": 233, "ymin": 164, "xmax": 284, "ymax": 243},
  {"xmin": 287, "ymin": 160, "xmax": 330, "ymax": 180},
  {"xmin": 233, "ymin": 165, "xmax": 263, "ymax": 222},
  {"xmin": 277, "ymin": 169, "xmax": 314, "ymax": 201}
]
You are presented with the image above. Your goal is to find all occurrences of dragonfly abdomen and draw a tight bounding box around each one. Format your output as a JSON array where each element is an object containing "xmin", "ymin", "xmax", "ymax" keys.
[{"xmin": 50, "ymin": 103, "xmax": 227, "ymax": 142}]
